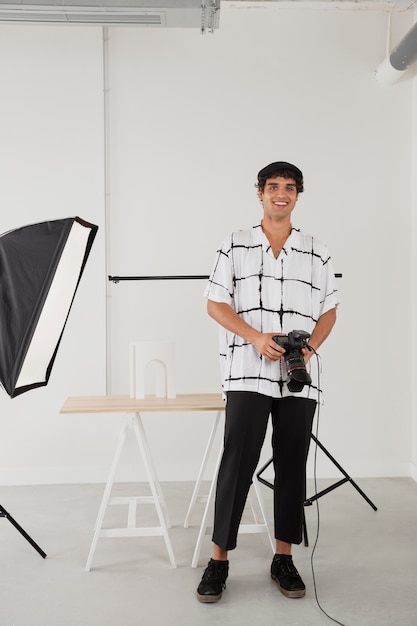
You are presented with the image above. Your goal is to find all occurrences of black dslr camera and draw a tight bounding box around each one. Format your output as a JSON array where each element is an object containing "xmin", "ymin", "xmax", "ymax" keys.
[{"xmin": 272, "ymin": 330, "xmax": 312, "ymax": 392}]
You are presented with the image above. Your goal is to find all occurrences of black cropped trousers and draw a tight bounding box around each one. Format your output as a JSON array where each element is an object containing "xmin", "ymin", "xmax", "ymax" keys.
[{"xmin": 212, "ymin": 391, "xmax": 316, "ymax": 551}]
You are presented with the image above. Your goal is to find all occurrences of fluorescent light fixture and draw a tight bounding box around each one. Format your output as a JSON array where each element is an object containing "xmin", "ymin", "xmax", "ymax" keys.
[{"xmin": 0, "ymin": 1, "xmax": 220, "ymax": 31}]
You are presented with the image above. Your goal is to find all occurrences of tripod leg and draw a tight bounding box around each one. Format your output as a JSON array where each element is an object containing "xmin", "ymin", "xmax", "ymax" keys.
[
  {"xmin": 309, "ymin": 435, "xmax": 378, "ymax": 511},
  {"xmin": 0, "ymin": 504, "xmax": 46, "ymax": 558},
  {"xmin": 256, "ymin": 457, "xmax": 274, "ymax": 489},
  {"xmin": 257, "ymin": 435, "xmax": 378, "ymax": 550}
]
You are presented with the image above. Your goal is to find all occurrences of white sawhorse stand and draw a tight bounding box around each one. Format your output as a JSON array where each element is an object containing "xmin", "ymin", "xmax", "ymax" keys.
[
  {"xmin": 60, "ymin": 393, "xmax": 227, "ymax": 570},
  {"xmin": 84, "ymin": 411, "xmax": 176, "ymax": 571},
  {"xmin": 184, "ymin": 411, "xmax": 275, "ymax": 568},
  {"xmin": 82, "ymin": 340, "xmax": 178, "ymax": 570}
]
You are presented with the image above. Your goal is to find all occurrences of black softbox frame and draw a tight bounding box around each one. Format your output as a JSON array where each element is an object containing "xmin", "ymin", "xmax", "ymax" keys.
[{"xmin": 0, "ymin": 216, "xmax": 98, "ymax": 398}]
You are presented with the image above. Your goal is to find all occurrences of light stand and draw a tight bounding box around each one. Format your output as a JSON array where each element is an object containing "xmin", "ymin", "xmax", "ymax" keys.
[
  {"xmin": 256, "ymin": 435, "xmax": 378, "ymax": 547},
  {"xmin": 0, "ymin": 504, "xmax": 46, "ymax": 558},
  {"xmin": 0, "ymin": 216, "xmax": 98, "ymax": 559}
]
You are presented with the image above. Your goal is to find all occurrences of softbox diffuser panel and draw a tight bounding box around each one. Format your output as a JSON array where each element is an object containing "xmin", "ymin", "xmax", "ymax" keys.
[{"xmin": 0, "ymin": 217, "xmax": 98, "ymax": 398}]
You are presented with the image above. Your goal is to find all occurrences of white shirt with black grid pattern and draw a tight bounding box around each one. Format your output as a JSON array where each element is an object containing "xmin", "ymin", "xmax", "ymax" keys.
[{"xmin": 204, "ymin": 224, "xmax": 340, "ymax": 400}]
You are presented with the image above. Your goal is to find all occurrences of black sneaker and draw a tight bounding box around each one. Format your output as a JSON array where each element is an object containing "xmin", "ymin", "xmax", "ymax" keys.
[
  {"xmin": 196, "ymin": 558, "xmax": 229, "ymax": 603},
  {"xmin": 271, "ymin": 554, "xmax": 306, "ymax": 598}
]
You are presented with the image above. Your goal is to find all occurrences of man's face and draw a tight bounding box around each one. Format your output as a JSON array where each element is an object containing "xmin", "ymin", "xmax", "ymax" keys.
[{"xmin": 258, "ymin": 176, "xmax": 298, "ymax": 221}]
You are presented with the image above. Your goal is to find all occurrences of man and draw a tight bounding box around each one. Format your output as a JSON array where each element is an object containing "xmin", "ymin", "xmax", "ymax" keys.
[{"xmin": 197, "ymin": 161, "xmax": 339, "ymax": 603}]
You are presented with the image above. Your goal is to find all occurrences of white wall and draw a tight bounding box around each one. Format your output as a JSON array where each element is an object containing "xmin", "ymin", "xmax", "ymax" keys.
[
  {"xmin": 0, "ymin": 25, "xmax": 108, "ymax": 484},
  {"xmin": 0, "ymin": 4, "xmax": 415, "ymax": 485}
]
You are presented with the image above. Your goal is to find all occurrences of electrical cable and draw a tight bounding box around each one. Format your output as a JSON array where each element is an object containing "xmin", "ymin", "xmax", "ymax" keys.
[{"xmin": 309, "ymin": 350, "xmax": 347, "ymax": 626}]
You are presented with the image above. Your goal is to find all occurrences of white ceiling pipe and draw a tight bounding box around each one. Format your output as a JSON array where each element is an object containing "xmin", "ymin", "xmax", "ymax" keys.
[{"xmin": 375, "ymin": 21, "xmax": 417, "ymax": 85}]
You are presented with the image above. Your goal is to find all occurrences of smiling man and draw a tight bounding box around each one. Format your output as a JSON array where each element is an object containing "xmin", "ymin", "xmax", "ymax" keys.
[{"xmin": 197, "ymin": 161, "xmax": 339, "ymax": 603}]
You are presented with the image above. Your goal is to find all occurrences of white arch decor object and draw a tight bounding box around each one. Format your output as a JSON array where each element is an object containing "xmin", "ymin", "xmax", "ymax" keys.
[{"xmin": 129, "ymin": 341, "xmax": 176, "ymax": 399}]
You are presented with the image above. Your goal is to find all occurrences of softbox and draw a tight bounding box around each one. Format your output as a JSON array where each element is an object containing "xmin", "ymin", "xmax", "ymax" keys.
[{"xmin": 0, "ymin": 216, "xmax": 98, "ymax": 398}]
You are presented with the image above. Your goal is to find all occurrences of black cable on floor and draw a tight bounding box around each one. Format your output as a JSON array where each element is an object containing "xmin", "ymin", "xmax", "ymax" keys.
[{"xmin": 309, "ymin": 351, "xmax": 347, "ymax": 626}]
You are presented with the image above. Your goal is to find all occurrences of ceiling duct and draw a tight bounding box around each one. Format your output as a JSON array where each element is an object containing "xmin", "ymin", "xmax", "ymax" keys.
[
  {"xmin": 0, "ymin": 0, "xmax": 220, "ymax": 32},
  {"xmin": 375, "ymin": 21, "xmax": 417, "ymax": 85}
]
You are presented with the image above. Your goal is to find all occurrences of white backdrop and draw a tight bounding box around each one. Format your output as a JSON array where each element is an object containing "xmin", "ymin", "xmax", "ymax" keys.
[{"xmin": 0, "ymin": 4, "xmax": 416, "ymax": 484}]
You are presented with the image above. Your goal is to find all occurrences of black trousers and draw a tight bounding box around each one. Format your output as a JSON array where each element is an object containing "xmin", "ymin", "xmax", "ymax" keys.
[{"xmin": 212, "ymin": 391, "xmax": 316, "ymax": 551}]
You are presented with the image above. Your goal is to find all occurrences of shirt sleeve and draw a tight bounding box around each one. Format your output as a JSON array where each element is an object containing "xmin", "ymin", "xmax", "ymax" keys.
[
  {"xmin": 319, "ymin": 250, "xmax": 340, "ymax": 316},
  {"xmin": 203, "ymin": 235, "xmax": 234, "ymax": 306}
]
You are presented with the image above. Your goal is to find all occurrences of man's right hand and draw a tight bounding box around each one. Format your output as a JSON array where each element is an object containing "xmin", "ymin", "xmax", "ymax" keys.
[{"xmin": 253, "ymin": 333, "xmax": 285, "ymax": 362}]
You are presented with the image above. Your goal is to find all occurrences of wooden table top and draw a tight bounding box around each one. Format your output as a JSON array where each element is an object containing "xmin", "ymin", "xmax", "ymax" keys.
[{"xmin": 60, "ymin": 393, "xmax": 225, "ymax": 414}]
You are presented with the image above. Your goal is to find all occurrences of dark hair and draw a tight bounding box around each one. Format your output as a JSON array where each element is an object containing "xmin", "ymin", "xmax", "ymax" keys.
[{"xmin": 257, "ymin": 162, "xmax": 304, "ymax": 194}]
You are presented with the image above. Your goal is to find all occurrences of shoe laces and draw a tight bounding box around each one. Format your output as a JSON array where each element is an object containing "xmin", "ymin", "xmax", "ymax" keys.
[
  {"xmin": 202, "ymin": 561, "xmax": 227, "ymax": 586},
  {"xmin": 279, "ymin": 557, "xmax": 300, "ymax": 578}
]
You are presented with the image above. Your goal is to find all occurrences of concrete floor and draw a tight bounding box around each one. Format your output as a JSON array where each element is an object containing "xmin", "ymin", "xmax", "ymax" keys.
[{"xmin": 0, "ymin": 477, "xmax": 416, "ymax": 626}]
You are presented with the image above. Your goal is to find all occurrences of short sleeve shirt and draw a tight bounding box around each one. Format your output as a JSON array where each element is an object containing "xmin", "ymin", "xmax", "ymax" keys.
[{"xmin": 204, "ymin": 224, "xmax": 339, "ymax": 400}]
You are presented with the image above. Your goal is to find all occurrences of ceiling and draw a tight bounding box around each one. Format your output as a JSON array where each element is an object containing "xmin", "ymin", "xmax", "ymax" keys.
[
  {"xmin": 0, "ymin": 0, "xmax": 414, "ymax": 30},
  {"xmin": 0, "ymin": 0, "xmax": 221, "ymax": 29},
  {"xmin": 225, "ymin": 0, "xmax": 417, "ymax": 9}
]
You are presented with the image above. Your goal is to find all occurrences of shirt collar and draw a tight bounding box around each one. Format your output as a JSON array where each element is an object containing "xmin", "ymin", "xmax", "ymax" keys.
[{"xmin": 253, "ymin": 223, "xmax": 300, "ymax": 255}]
